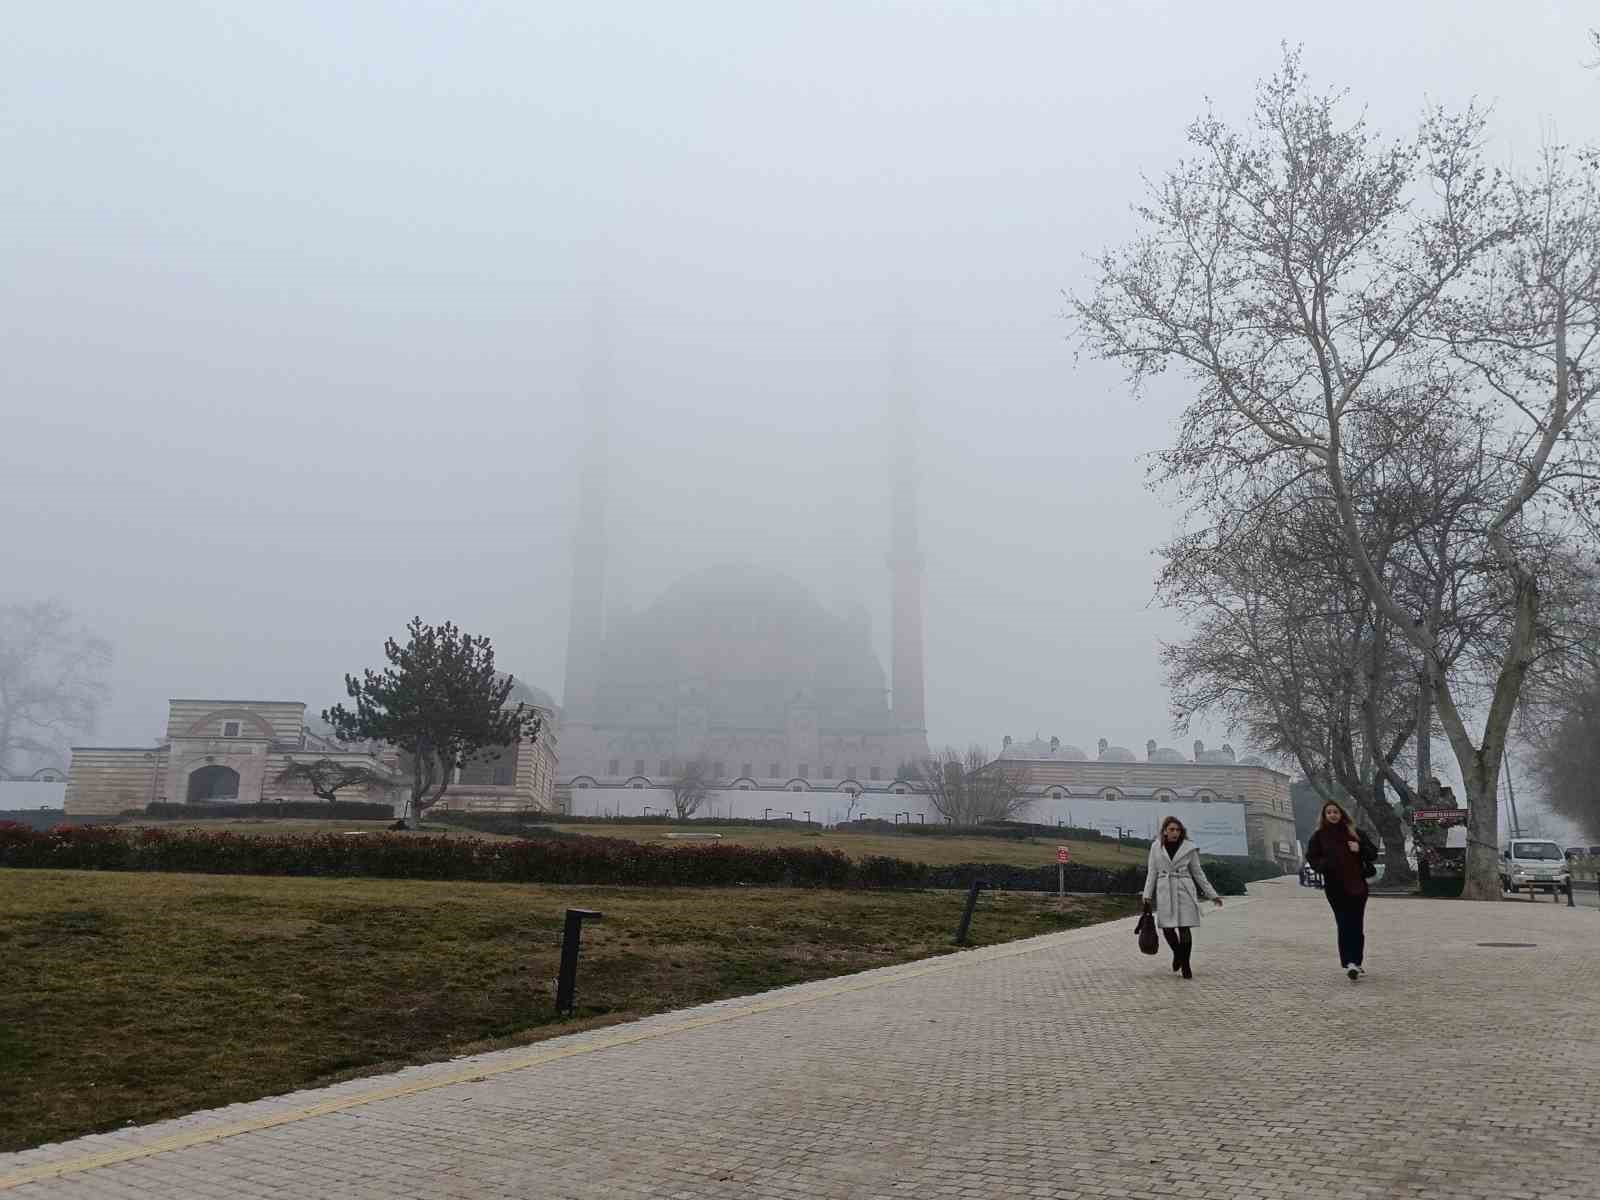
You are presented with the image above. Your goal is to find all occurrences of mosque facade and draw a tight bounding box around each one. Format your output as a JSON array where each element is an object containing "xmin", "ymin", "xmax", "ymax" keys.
[{"xmin": 556, "ymin": 397, "xmax": 930, "ymax": 799}]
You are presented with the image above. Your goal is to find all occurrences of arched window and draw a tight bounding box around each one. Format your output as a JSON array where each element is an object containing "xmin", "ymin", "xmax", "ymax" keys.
[
  {"xmin": 1153, "ymin": 789, "xmax": 1176, "ymax": 803},
  {"xmin": 1101, "ymin": 788, "xmax": 1121, "ymax": 801},
  {"xmin": 187, "ymin": 764, "xmax": 240, "ymax": 802},
  {"xmin": 1197, "ymin": 790, "xmax": 1216, "ymax": 804},
  {"xmin": 1048, "ymin": 788, "xmax": 1065, "ymax": 800}
]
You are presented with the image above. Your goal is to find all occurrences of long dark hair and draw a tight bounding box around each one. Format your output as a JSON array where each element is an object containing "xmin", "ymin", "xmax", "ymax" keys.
[{"xmin": 1160, "ymin": 815, "xmax": 1188, "ymax": 843}]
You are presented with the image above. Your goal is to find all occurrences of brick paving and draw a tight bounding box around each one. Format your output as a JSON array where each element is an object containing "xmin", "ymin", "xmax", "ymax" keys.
[{"xmin": 4, "ymin": 878, "xmax": 1598, "ymax": 1199}]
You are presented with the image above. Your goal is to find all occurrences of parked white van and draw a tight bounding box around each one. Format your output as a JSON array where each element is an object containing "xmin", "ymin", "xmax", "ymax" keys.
[{"xmin": 1499, "ymin": 839, "xmax": 1571, "ymax": 896}]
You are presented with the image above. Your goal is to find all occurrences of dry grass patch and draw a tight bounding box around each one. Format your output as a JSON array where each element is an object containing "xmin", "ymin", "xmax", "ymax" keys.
[
  {"xmin": 0, "ymin": 869, "xmax": 1134, "ymax": 1152},
  {"xmin": 558, "ymin": 823, "xmax": 1136, "ymax": 867}
]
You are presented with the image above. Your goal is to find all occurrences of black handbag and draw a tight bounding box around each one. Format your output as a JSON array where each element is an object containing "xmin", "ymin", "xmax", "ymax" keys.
[{"xmin": 1135, "ymin": 910, "xmax": 1159, "ymax": 955}]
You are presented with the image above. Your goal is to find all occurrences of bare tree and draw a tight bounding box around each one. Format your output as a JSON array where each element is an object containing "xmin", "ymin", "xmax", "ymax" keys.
[
  {"xmin": 1161, "ymin": 480, "xmax": 1423, "ymax": 879},
  {"xmin": 0, "ymin": 600, "xmax": 111, "ymax": 779},
  {"xmin": 667, "ymin": 755, "xmax": 714, "ymax": 819},
  {"xmin": 910, "ymin": 746, "xmax": 1030, "ymax": 825},
  {"xmin": 273, "ymin": 758, "xmax": 401, "ymax": 808},
  {"xmin": 1073, "ymin": 49, "xmax": 1600, "ymax": 898}
]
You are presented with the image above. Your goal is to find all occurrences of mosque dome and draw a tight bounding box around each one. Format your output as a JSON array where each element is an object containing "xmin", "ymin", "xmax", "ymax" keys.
[{"xmin": 593, "ymin": 562, "xmax": 891, "ymax": 731}]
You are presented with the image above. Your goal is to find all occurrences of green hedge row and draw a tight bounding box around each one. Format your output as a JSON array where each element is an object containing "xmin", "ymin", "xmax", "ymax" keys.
[
  {"xmin": 0, "ymin": 822, "xmax": 1256, "ymax": 895},
  {"xmin": 127, "ymin": 800, "xmax": 398, "ymax": 822}
]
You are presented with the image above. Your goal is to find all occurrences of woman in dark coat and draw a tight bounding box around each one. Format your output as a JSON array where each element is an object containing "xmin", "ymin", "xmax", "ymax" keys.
[{"xmin": 1303, "ymin": 801, "xmax": 1378, "ymax": 981}]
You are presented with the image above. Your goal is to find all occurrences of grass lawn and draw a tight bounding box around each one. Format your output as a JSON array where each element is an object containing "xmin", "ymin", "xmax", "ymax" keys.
[
  {"xmin": 0, "ymin": 869, "xmax": 1136, "ymax": 1153},
  {"xmin": 558, "ymin": 823, "xmax": 1138, "ymax": 867},
  {"xmin": 119, "ymin": 818, "xmax": 523, "ymax": 841}
]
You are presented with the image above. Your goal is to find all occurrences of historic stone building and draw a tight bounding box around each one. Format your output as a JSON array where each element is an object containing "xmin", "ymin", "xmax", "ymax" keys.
[
  {"xmin": 64, "ymin": 698, "xmax": 405, "ymax": 818},
  {"xmin": 994, "ymin": 735, "xmax": 1298, "ymax": 868},
  {"xmin": 557, "ymin": 397, "xmax": 929, "ymax": 798},
  {"xmin": 64, "ymin": 686, "xmax": 561, "ymax": 820},
  {"xmin": 426, "ymin": 678, "xmax": 561, "ymax": 814}
]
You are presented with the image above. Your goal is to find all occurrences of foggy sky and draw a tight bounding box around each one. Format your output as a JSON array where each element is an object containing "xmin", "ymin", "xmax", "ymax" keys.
[{"xmin": 4, "ymin": 3, "xmax": 1596, "ymax": 794}]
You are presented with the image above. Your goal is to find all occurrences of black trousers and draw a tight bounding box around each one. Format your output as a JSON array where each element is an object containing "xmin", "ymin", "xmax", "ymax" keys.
[
  {"xmin": 1161, "ymin": 926, "xmax": 1192, "ymax": 966},
  {"xmin": 1325, "ymin": 888, "xmax": 1368, "ymax": 967}
]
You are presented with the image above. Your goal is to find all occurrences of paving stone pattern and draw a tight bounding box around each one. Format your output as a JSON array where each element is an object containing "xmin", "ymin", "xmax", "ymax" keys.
[{"xmin": 4, "ymin": 879, "xmax": 1598, "ymax": 1199}]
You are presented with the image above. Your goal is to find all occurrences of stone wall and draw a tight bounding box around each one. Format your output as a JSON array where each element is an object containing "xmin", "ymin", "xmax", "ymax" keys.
[{"xmin": 63, "ymin": 748, "xmax": 162, "ymax": 816}]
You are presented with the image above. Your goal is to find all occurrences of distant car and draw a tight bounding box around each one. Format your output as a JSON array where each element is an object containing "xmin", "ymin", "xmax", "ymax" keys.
[
  {"xmin": 1500, "ymin": 839, "xmax": 1572, "ymax": 896},
  {"xmin": 1565, "ymin": 846, "xmax": 1586, "ymax": 861}
]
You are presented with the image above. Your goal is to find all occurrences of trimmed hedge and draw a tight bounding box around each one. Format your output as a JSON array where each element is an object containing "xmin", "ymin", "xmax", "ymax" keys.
[
  {"xmin": 129, "ymin": 800, "xmax": 398, "ymax": 822},
  {"xmin": 1204, "ymin": 856, "xmax": 1288, "ymax": 884},
  {"xmin": 0, "ymin": 822, "xmax": 1252, "ymax": 895},
  {"xmin": 0, "ymin": 809, "xmax": 65, "ymax": 832},
  {"xmin": 493, "ymin": 811, "xmax": 822, "ymax": 830}
]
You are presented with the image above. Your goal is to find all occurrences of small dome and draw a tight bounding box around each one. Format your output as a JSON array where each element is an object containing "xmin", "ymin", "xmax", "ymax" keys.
[
  {"xmin": 999, "ymin": 737, "xmax": 1088, "ymax": 761},
  {"xmin": 496, "ymin": 673, "xmax": 558, "ymax": 713},
  {"xmin": 1099, "ymin": 745, "xmax": 1137, "ymax": 763},
  {"xmin": 1149, "ymin": 747, "xmax": 1187, "ymax": 764}
]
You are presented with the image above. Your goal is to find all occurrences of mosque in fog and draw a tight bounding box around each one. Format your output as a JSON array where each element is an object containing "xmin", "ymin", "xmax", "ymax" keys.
[{"xmin": 557, "ymin": 398, "xmax": 930, "ymax": 798}]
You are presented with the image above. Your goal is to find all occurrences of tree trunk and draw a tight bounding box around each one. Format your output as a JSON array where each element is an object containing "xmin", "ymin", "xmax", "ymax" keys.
[
  {"xmin": 1460, "ymin": 760, "xmax": 1501, "ymax": 900},
  {"xmin": 1415, "ymin": 672, "xmax": 1432, "ymax": 798},
  {"xmin": 1360, "ymin": 781, "xmax": 1414, "ymax": 884}
]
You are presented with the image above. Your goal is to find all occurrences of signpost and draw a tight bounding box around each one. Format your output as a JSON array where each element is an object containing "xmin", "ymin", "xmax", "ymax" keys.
[{"xmin": 1056, "ymin": 845, "xmax": 1070, "ymax": 897}]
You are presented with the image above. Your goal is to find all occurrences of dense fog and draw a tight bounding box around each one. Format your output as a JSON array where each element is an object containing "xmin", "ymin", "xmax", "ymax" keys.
[{"xmin": 3, "ymin": 2, "xmax": 1594, "ymax": 787}]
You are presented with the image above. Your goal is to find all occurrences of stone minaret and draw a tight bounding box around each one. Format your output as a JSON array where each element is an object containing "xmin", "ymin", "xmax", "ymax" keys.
[
  {"xmin": 889, "ymin": 391, "xmax": 928, "ymax": 753},
  {"xmin": 562, "ymin": 320, "xmax": 610, "ymax": 723}
]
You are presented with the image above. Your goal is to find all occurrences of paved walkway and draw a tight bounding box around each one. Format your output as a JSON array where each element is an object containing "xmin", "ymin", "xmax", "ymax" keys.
[{"xmin": 4, "ymin": 880, "xmax": 1597, "ymax": 1200}]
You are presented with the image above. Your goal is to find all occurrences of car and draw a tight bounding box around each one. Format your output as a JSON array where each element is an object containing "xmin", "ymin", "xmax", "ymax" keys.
[{"xmin": 1499, "ymin": 839, "xmax": 1572, "ymax": 897}]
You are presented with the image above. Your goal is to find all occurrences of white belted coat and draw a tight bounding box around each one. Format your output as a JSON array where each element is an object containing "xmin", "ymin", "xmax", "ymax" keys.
[{"xmin": 1142, "ymin": 838, "xmax": 1219, "ymax": 929}]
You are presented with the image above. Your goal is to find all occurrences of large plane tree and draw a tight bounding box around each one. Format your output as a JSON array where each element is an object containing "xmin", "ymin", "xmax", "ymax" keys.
[{"xmin": 1073, "ymin": 49, "xmax": 1599, "ymax": 899}]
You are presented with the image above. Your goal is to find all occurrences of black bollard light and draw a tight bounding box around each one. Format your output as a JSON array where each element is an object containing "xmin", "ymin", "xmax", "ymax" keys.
[
  {"xmin": 555, "ymin": 908, "xmax": 603, "ymax": 1015},
  {"xmin": 954, "ymin": 880, "xmax": 988, "ymax": 946},
  {"xmin": 1566, "ymin": 877, "xmax": 1576, "ymax": 908}
]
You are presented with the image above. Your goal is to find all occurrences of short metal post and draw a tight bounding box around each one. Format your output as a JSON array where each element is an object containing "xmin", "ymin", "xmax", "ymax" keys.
[
  {"xmin": 555, "ymin": 908, "xmax": 603, "ymax": 1015},
  {"xmin": 954, "ymin": 880, "xmax": 987, "ymax": 945},
  {"xmin": 1057, "ymin": 863, "xmax": 1065, "ymax": 898},
  {"xmin": 1566, "ymin": 877, "xmax": 1575, "ymax": 908}
]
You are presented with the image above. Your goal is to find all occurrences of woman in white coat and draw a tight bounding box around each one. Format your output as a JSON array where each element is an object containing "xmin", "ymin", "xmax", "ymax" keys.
[{"xmin": 1142, "ymin": 816, "xmax": 1222, "ymax": 979}]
